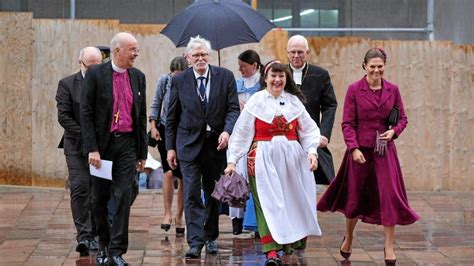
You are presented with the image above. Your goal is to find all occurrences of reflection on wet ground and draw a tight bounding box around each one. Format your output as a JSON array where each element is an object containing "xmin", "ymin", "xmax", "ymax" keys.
[{"xmin": 0, "ymin": 186, "xmax": 473, "ymax": 265}]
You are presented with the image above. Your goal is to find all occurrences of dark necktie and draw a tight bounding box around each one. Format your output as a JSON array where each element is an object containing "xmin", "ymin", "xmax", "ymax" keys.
[{"xmin": 198, "ymin": 76, "xmax": 207, "ymax": 109}]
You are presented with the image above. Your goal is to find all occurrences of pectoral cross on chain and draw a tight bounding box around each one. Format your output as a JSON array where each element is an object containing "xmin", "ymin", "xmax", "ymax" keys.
[{"xmin": 114, "ymin": 111, "xmax": 120, "ymax": 124}]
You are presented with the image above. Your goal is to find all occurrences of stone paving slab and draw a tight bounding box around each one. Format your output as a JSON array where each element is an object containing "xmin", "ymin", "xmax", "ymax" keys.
[{"xmin": 0, "ymin": 186, "xmax": 473, "ymax": 265}]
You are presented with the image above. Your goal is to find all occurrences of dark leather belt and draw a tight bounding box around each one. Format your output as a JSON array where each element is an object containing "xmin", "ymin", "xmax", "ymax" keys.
[{"xmin": 112, "ymin": 132, "xmax": 133, "ymax": 138}]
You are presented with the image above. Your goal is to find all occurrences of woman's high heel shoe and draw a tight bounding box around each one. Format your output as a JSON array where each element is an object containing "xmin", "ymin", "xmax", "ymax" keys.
[
  {"xmin": 175, "ymin": 227, "xmax": 185, "ymax": 235},
  {"xmin": 340, "ymin": 236, "xmax": 352, "ymax": 259},
  {"xmin": 175, "ymin": 218, "xmax": 185, "ymax": 236},
  {"xmin": 160, "ymin": 223, "xmax": 171, "ymax": 231},
  {"xmin": 161, "ymin": 218, "xmax": 172, "ymax": 231},
  {"xmin": 384, "ymin": 248, "xmax": 397, "ymax": 265}
]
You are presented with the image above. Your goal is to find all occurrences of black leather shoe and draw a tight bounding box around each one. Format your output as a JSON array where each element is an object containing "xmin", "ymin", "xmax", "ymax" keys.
[
  {"xmin": 110, "ymin": 255, "xmax": 129, "ymax": 266},
  {"xmin": 88, "ymin": 239, "xmax": 99, "ymax": 251},
  {"xmin": 265, "ymin": 257, "xmax": 282, "ymax": 266},
  {"xmin": 232, "ymin": 218, "xmax": 243, "ymax": 235},
  {"xmin": 185, "ymin": 246, "xmax": 202, "ymax": 258},
  {"xmin": 205, "ymin": 240, "xmax": 218, "ymax": 254},
  {"xmin": 76, "ymin": 240, "xmax": 89, "ymax": 257},
  {"xmin": 95, "ymin": 245, "xmax": 109, "ymax": 265}
]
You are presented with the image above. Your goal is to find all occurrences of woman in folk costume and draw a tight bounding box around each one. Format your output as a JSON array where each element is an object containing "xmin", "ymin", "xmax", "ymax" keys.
[
  {"xmin": 317, "ymin": 48, "xmax": 419, "ymax": 265},
  {"xmin": 228, "ymin": 50, "xmax": 262, "ymax": 236},
  {"xmin": 225, "ymin": 61, "xmax": 322, "ymax": 266}
]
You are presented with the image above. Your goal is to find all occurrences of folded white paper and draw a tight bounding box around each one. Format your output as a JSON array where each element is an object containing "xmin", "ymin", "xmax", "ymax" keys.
[{"xmin": 89, "ymin": 160, "xmax": 113, "ymax": 180}]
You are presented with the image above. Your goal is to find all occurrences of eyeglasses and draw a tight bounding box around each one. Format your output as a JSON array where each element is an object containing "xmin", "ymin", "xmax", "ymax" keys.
[
  {"xmin": 191, "ymin": 53, "xmax": 209, "ymax": 59},
  {"xmin": 129, "ymin": 48, "xmax": 140, "ymax": 54},
  {"xmin": 288, "ymin": 50, "xmax": 306, "ymax": 56},
  {"xmin": 80, "ymin": 60, "xmax": 92, "ymax": 69}
]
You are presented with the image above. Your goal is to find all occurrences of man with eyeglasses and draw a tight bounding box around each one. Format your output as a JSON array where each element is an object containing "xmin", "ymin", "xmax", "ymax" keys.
[
  {"xmin": 81, "ymin": 32, "xmax": 147, "ymax": 266},
  {"xmin": 166, "ymin": 35, "xmax": 240, "ymax": 259},
  {"xmin": 287, "ymin": 35, "xmax": 338, "ymax": 186},
  {"xmin": 55, "ymin": 46, "xmax": 102, "ymax": 257}
]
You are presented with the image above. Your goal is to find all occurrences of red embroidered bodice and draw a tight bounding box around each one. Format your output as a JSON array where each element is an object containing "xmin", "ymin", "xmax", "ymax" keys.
[{"xmin": 253, "ymin": 115, "xmax": 298, "ymax": 141}]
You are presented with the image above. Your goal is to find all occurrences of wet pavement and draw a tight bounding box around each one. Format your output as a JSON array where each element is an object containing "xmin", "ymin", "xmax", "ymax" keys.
[{"xmin": 0, "ymin": 185, "xmax": 473, "ymax": 265}]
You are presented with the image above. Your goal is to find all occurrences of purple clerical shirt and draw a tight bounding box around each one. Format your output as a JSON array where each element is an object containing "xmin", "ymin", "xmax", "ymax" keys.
[{"xmin": 110, "ymin": 70, "xmax": 134, "ymax": 133}]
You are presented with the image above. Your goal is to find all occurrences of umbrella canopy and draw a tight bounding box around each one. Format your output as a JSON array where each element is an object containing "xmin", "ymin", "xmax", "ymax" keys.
[
  {"xmin": 160, "ymin": 0, "xmax": 276, "ymax": 50},
  {"xmin": 211, "ymin": 172, "xmax": 249, "ymax": 208}
]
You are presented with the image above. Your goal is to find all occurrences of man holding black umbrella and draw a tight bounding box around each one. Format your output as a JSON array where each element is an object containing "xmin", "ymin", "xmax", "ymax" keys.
[
  {"xmin": 287, "ymin": 35, "xmax": 338, "ymax": 185},
  {"xmin": 166, "ymin": 36, "xmax": 240, "ymax": 259}
]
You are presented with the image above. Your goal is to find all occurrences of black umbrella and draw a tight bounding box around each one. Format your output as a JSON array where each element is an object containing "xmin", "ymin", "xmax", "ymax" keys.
[{"xmin": 160, "ymin": 0, "xmax": 276, "ymax": 64}]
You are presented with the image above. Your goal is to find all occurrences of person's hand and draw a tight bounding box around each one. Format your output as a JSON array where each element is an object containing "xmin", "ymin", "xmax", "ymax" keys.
[
  {"xmin": 150, "ymin": 127, "xmax": 161, "ymax": 141},
  {"xmin": 88, "ymin": 151, "xmax": 101, "ymax": 169},
  {"xmin": 319, "ymin": 136, "xmax": 329, "ymax": 148},
  {"xmin": 217, "ymin": 131, "xmax": 230, "ymax": 150},
  {"xmin": 309, "ymin": 154, "xmax": 318, "ymax": 171},
  {"xmin": 135, "ymin": 159, "xmax": 146, "ymax": 171},
  {"xmin": 224, "ymin": 163, "xmax": 236, "ymax": 176},
  {"xmin": 379, "ymin": 129, "xmax": 395, "ymax": 141},
  {"xmin": 351, "ymin": 148, "xmax": 366, "ymax": 164},
  {"xmin": 167, "ymin": 150, "xmax": 178, "ymax": 170}
]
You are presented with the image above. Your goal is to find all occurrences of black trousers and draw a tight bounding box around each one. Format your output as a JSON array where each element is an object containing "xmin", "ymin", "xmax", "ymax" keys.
[
  {"xmin": 179, "ymin": 132, "xmax": 226, "ymax": 249},
  {"xmin": 65, "ymin": 152, "xmax": 96, "ymax": 242},
  {"xmin": 91, "ymin": 133, "xmax": 136, "ymax": 256}
]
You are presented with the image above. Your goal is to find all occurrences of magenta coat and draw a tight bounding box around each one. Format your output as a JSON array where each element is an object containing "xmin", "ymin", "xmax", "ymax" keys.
[
  {"xmin": 342, "ymin": 76, "xmax": 407, "ymax": 150},
  {"xmin": 317, "ymin": 76, "xmax": 419, "ymax": 226}
]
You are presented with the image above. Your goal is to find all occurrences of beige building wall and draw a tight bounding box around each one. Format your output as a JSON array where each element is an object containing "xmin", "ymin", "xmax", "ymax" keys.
[{"xmin": 0, "ymin": 12, "xmax": 472, "ymax": 190}]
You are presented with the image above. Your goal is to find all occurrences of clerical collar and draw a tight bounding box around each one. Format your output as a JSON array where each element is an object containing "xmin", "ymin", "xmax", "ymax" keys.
[
  {"xmin": 193, "ymin": 66, "xmax": 210, "ymax": 80},
  {"xmin": 290, "ymin": 63, "xmax": 306, "ymax": 72},
  {"xmin": 81, "ymin": 69, "xmax": 86, "ymax": 78},
  {"xmin": 290, "ymin": 63, "xmax": 306, "ymax": 85},
  {"xmin": 243, "ymin": 71, "xmax": 261, "ymax": 88},
  {"xmin": 111, "ymin": 60, "xmax": 127, "ymax": 73}
]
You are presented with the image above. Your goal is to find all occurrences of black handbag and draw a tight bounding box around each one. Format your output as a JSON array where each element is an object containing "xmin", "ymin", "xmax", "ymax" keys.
[{"xmin": 387, "ymin": 106, "xmax": 400, "ymax": 129}]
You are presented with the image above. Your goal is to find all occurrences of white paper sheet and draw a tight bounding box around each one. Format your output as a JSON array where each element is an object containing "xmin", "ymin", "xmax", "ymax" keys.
[{"xmin": 89, "ymin": 160, "xmax": 113, "ymax": 180}]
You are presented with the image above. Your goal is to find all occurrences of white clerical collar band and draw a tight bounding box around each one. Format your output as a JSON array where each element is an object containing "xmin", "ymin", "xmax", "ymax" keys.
[
  {"xmin": 290, "ymin": 63, "xmax": 306, "ymax": 72},
  {"xmin": 245, "ymin": 71, "xmax": 261, "ymax": 82},
  {"xmin": 111, "ymin": 60, "xmax": 127, "ymax": 73}
]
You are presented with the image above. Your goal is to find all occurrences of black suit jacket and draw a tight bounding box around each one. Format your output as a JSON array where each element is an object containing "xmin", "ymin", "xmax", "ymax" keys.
[
  {"xmin": 80, "ymin": 62, "xmax": 147, "ymax": 160},
  {"xmin": 166, "ymin": 65, "xmax": 240, "ymax": 162},
  {"xmin": 291, "ymin": 63, "xmax": 338, "ymax": 184},
  {"xmin": 56, "ymin": 71, "xmax": 83, "ymax": 154}
]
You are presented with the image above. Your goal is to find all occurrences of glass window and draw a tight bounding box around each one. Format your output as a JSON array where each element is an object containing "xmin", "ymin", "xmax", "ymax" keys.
[
  {"xmin": 320, "ymin": 9, "xmax": 338, "ymax": 27},
  {"xmin": 270, "ymin": 8, "xmax": 292, "ymax": 28},
  {"xmin": 300, "ymin": 9, "xmax": 319, "ymax": 28}
]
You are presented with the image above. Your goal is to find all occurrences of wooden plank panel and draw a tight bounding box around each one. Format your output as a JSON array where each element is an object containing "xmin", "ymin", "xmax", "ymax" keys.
[
  {"xmin": 31, "ymin": 19, "xmax": 119, "ymax": 186},
  {"xmin": 0, "ymin": 12, "xmax": 34, "ymax": 186},
  {"xmin": 0, "ymin": 13, "xmax": 472, "ymax": 190}
]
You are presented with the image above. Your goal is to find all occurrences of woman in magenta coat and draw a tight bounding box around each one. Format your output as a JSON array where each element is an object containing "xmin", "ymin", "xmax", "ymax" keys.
[{"xmin": 317, "ymin": 48, "xmax": 419, "ymax": 265}]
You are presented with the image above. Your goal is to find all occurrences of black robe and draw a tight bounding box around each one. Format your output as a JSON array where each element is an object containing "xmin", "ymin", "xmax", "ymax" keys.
[{"xmin": 290, "ymin": 63, "xmax": 338, "ymax": 184}]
